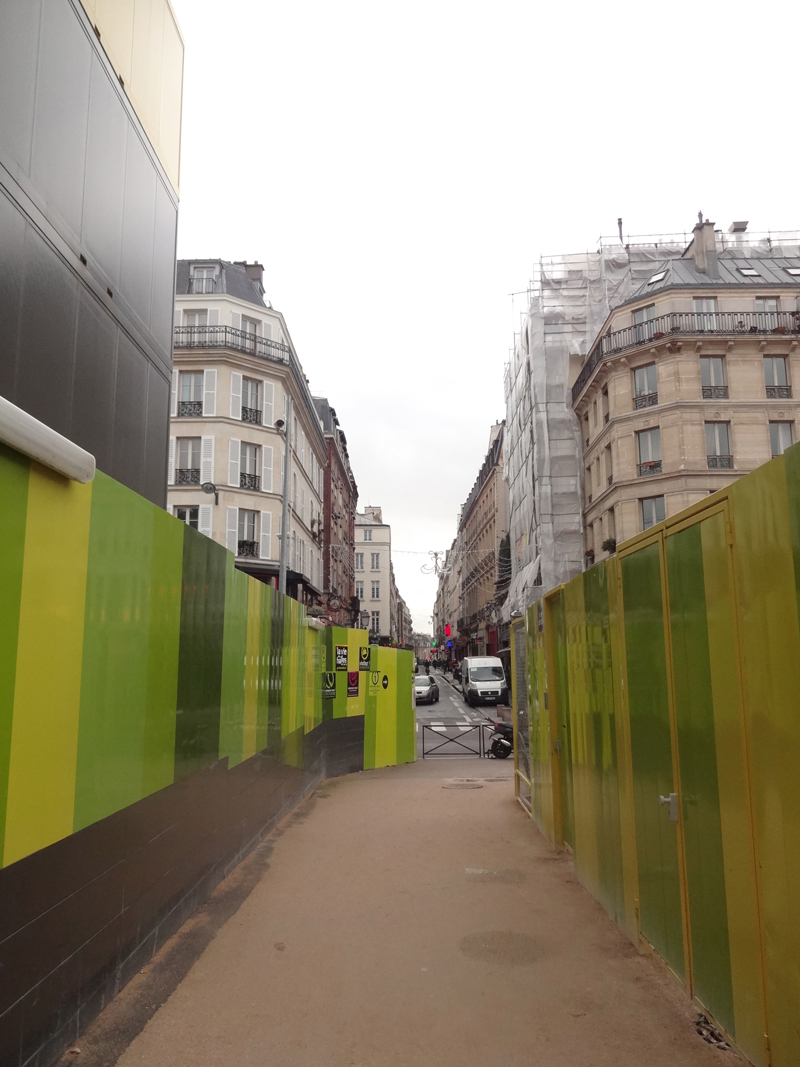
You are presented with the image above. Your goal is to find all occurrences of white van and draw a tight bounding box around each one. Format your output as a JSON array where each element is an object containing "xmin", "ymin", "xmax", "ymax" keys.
[{"xmin": 461, "ymin": 656, "xmax": 507, "ymax": 707}]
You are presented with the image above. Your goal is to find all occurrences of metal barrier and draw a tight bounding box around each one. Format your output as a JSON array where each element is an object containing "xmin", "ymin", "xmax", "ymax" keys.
[{"xmin": 420, "ymin": 722, "xmax": 495, "ymax": 758}]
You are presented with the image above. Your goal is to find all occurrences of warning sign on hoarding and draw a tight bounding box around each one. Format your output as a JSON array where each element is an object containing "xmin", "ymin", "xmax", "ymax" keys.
[
  {"xmin": 359, "ymin": 646, "xmax": 370, "ymax": 671},
  {"xmin": 335, "ymin": 645, "xmax": 348, "ymax": 670},
  {"xmin": 322, "ymin": 672, "xmax": 336, "ymax": 699},
  {"xmin": 347, "ymin": 671, "xmax": 359, "ymax": 697}
]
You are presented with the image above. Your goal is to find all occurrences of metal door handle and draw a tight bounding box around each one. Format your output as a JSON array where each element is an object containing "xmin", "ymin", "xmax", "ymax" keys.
[{"xmin": 659, "ymin": 793, "xmax": 679, "ymax": 822}]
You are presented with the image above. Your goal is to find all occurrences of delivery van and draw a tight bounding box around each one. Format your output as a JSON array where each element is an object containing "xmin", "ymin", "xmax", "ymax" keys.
[{"xmin": 460, "ymin": 656, "xmax": 508, "ymax": 707}]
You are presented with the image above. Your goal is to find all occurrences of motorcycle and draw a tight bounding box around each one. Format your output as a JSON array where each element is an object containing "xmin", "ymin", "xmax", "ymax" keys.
[{"xmin": 487, "ymin": 720, "xmax": 513, "ymax": 759}]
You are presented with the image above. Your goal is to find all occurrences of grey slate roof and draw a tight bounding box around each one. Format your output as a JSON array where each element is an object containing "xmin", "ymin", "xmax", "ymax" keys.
[
  {"xmin": 630, "ymin": 254, "xmax": 800, "ymax": 302},
  {"xmin": 175, "ymin": 260, "xmax": 266, "ymax": 308}
]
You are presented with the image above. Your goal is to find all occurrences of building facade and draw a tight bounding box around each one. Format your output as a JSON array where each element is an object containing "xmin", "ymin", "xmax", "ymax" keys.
[
  {"xmin": 354, "ymin": 506, "xmax": 410, "ymax": 643},
  {"xmin": 573, "ymin": 221, "xmax": 800, "ymax": 561},
  {"xmin": 168, "ymin": 259, "xmax": 326, "ymax": 601},
  {"xmin": 0, "ymin": 0, "xmax": 183, "ymax": 506},
  {"xmin": 313, "ymin": 397, "xmax": 358, "ymax": 625}
]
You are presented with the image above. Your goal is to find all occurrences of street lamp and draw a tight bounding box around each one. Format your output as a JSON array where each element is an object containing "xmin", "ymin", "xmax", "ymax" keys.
[{"xmin": 275, "ymin": 399, "xmax": 293, "ymax": 596}]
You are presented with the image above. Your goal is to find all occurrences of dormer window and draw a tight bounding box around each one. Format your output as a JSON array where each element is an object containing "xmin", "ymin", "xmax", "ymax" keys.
[
  {"xmin": 785, "ymin": 267, "xmax": 800, "ymax": 277},
  {"xmin": 647, "ymin": 270, "xmax": 667, "ymax": 285},
  {"xmin": 738, "ymin": 267, "xmax": 760, "ymax": 277},
  {"xmin": 190, "ymin": 266, "xmax": 216, "ymax": 294}
]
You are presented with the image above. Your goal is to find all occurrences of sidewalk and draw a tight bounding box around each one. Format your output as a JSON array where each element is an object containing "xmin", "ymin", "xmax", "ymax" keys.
[{"xmin": 86, "ymin": 759, "xmax": 741, "ymax": 1067}]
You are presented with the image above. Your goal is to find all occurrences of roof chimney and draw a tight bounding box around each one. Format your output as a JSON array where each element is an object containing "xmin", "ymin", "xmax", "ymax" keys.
[
  {"xmin": 233, "ymin": 260, "xmax": 265, "ymax": 295},
  {"xmin": 684, "ymin": 215, "xmax": 719, "ymax": 279}
]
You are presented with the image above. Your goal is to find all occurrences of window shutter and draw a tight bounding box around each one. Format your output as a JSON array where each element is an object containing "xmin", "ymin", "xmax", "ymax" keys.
[
  {"xmin": 301, "ymin": 486, "xmax": 305, "ymax": 521},
  {"xmin": 228, "ymin": 438, "xmax": 241, "ymax": 486},
  {"xmin": 200, "ymin": 436, "xmax": 214, "ymax": 482},
  {"xmin": 166, "ymin": 504, "xmax": 173, "ymax": 516},
  {"xmin": 203, "ymin": 369, "xmax": 217, "ymax": 416},
  {"xmin": 260, "ymin": 511, "xmax": 272, "ymax": 559},
  {"xmin": 208, "ymin": 308, "xmax": 219, "ymax": 326},
  {"xmin": 230, "ymin": 372, "xmax": 242, "ymax": 419},
  {"xmin": 262, "ymin": 321, "xmax": 272, "ymax": 340},
  {"xmin": 168, "ymin": 436, "xmax": 175, "ymax": 484},
  {"xmin": 262, "ymin": 445, "xmax": 273, "ymax": 492},
  {"xmin": 226, "ymin": 507, "xmax": 238, "ymax": 553},
  {"xmin": 170, "ymin": 370, "xmax": 178, "ymax": 417},
  {"xmin": 231, "ymin": 311, "xmax": 241, "ymax": 332},
  {"xmin": 263, "ymin": 381, "xmax": 274, "ymax": 426},
  {"xmin": 280, "ymin": 448, "xmax": 285, "ymax": 485},
  {"xmin": 301, "ymin": 432, "xmax": 305, "ymax": 468},
  {"xmin": 198, "ymin": 505, "xmax": 212, "ymax": 539}
]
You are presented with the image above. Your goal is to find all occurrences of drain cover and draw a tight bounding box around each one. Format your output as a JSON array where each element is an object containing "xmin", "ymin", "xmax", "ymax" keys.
[{"xmin": 442, "ymin": 779, "xmax": 483, "ymax": 789}]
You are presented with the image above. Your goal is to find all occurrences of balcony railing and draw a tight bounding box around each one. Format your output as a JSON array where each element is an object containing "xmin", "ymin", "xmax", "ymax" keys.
[
  {"xmin": 187, "ymin": 277, "xmax": 216, "ymax": 294},
  {"xmin": 638, "ymin": 461, "xmax": 662, "ymax": 476},
  {"xmin": 240, "ymin": 472, "xmax": 261, "ymax": 491},
  {"xmin": 238, "ymin": 540, "xmax": 258, "ymax": 557},
  {"xmin": 242, "ymin": 406, "xmax": 262, "ymax": 425},
  {"xmin": 707, "ymin": 455, "xmax": 734, "ymax": 469},
  {"xmin": 702, "ymin": 386, "xmax": 729, "ymax": 399},
  {"xmin": 634, "ymin": 392, "xmax": 658, "ymax": 409},
  {"xmin": 766, "ymin": 385, "xmax": 792, "ymax": 399},
  {"xmin": 177, "ymin": 400, "xmax": 203, "ymax": 417},
  {"xmin": 175, "ymin": 468, "xmax": 200, "ymax": 485},
  {"xmin": 572, "ymin": 310, "xmax": 800, "ymax": 404},
  {"xmin": 174, "ymin": 325, "xmax": 292, "ymax": 366}
]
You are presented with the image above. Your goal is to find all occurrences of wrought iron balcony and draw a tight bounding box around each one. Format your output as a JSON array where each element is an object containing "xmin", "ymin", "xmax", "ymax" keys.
[
  {"xmin": 174, "ymin": 325, "xmax": 292, "ymax": 366},
  {"xmin": 766, "ymin": 385, "xmax": 792, "ymax": 399},
  {"xmin": 175, "ymin": 468, "xmax": 200, "ymax": 485},
  {"xmin": 242, "ymin": 406, "xmax": 262, "ymax": 425},
  {"xmin": 702, "ymin": 386, "xmax": 728, "ymax": 399},
  {"xmin": 634, "ymin": 392, "xmax": 658, "ymax": 409},
  {"xmin": 572, "ymin": 310, "xmax": 800, "ymax": 404},
  {"xmin": 638, "ymin": 461, "xmax": 662, "ymax": 476},
  {"xmin": 707, "ymin": 455, "xmax": 734, "ymax": 469},
  {"xmin": 187, "ymin": 277, "xmax": 216, "ymax": 294},
  {"xmin": 238, "ymin": 540, "xmax": 258, "ymax": 557},
  {"xmin": 177, "ymin": 400, "xmax": 203, "ymax": 417},
  {"xmin": 240, "ymin": 472, "xmax": 261, "ymax": 491}
]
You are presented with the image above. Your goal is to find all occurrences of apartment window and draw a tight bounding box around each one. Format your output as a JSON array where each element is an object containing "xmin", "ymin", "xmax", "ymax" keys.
[
  {"xmin": 370, "ymin": 552, "xmax": 380, "ymax": 570},
  {"xmin": 355, "ymin": 552, "xmax": 364, "ymax": 571},
  {"xmin": 238, "ymin": 509, "xmax": 258, "ymax": 556},
  {"xmin": 176, "ymin": 437, "xmax": 201, "ymax": 484},
  {"xmin": 371, "ymin": 581, "xmax": 380, "ymax": 599},
  {"xmin": 582, "ymin": 413, "xmax": 589, "ymax": 447},
  {"xmin": 636, "ymin": 427, "xmax": 662, "ymax": 476},
  {"xmin": 355, "ymin": 580, "xmax": 364, "ymax": 600},
  {"xmin": 370, "ymin": 611, "xmax": 380, "ymax": 634},
  {"xmin": 184, "ymin": 309, "xmax": 208, "ymax": 327},
  {"xmin": 764, "ymin": 356, "xmax": 791, "ymax": 398},
  {"xmin": 585, "ymin": 467, "xmax": 592, "ymax": 504},
  {"xmin": 633, "ymin": 303, "xmax": 656, "ymax": 342},
  {"xmin": 602, "ymin": 389, "xmax": 609, "ymax": 424},
  {"xmin": 240, "ymin": 442, "xmax": 260, "ymax": 490},
  {"xmin": 755, "ymin": 297, "xmax": 779, "ymax": 331},
  {"xmin": 605, "ymin": 444, "xmax": 613, "ymax": 486},
  {"xmin": 174, "ymin": 506, "xmax": 199, "ymax": 529},
  {"xmin": 641, "ymin": 495, "xmax": 665, "ymax": 531},
  {"xmin": 700, "ymin": 356, "xmax": 727, "ymax": 399},
  {"xmin": 705, "ymin": 422, "xmax": 732, "ymax": 469},
  {"xmin": 769, "ymin": 421, "xmax": 794, "ymax": 457},
  {"xmin": 242, "ymin": 378, "xmax": 262, "ymax": 424},
  {"xmin": 604, "ymin": 507, "xmax": 616, "ymax": 543},
  {"xmin": 693, "ymin": 297, "xmax": 718, "ymax": 330},
  {"xmin": 190, "ymin": 267, "xmax": 215, "ymax": 294},
  {"xmin": 364, "ymin": 529, "xmax": 373, "ymax": 541},
  {"xmin": 633, "ymin": 363, "xmax": 658, "ymax": 408},
  {"xmin": 178, "ymin": 371, "xmax": 204, "ymax": 417}
]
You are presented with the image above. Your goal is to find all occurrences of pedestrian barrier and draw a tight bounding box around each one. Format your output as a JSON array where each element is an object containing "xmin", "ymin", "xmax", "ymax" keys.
[
  {"xmin": 516, "ymin": 442, "xmax": 800, "ymax": 1067},
  {"xmin": 420, "ymin": 722, "xmax": 491, "ymax": 758}
]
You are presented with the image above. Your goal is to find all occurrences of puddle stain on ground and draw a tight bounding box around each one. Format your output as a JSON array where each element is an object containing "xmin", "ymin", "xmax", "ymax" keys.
[{"xmin": 458, "ymin": 931, "xmax": 541, "ymax": 966}]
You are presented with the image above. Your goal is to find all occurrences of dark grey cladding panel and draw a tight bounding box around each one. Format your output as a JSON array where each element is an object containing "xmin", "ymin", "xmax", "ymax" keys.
[
  {"xmin": 0, "ymin": 0, "xmax": 39, "ymax": 174},
  {"xmin": 143, "ymin": 365, "xmax": 170, "ymax": 509},
  {"xmin": 121, "ymin": 125, "xmax": 158, "ymax": 333},
  {"xmin": 0, "ymin": 190, "xmax": 25, "ymax": 399},
  {"xmin": 72, "ymin": 289, "xmax": 118, "ymax": 465},
  {"xmin": 151, "ymin": 185, "xmax": 178, "ymax": 346},
  {"xmin": 112, "ymin": 334, "xmax": 148, "ymax": 497}
]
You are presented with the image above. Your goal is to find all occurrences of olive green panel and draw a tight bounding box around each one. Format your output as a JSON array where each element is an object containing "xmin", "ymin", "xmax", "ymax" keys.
[
  {"xmin": 525, "ymin": 605, "xmax": 553, "ymax": 839},
  {"xmin": 621, "ymin": 542, "xmax": 685, "ymax": 981},
  {"xmin": 730, "ymin": 455, "xmax": 800, "ymax": 1067},
  {"xmin": 0, "ymin": 446, "xmax": 30, "ymax": 858},
  {"xmin": 550, "ymin": 594, "xmax": 575, "ymax": 850},
  {"xmin": 666, "ymin": 523, "xmax": 734, "ymax": 1031},
  {"xmin": 395, "ymin": 649, "xmax": 416, "ymax": 765},
  {"xmin": 219, "ymin": 556, "xmax": 249, "ymax": 768},
  {"xmin": 363, "ymin": 644, "xmax": 378, "ymax": 770},
  {"xmin": 253, "ymin": 583, "xmax": 271, "ymax": 755},
  {"xmin": 267, "ymin": 588, "xmax": 284, "ymax": 757}
]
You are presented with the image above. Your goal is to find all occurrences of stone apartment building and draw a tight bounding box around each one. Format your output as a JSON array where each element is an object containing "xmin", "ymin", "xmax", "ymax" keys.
[
  {"xmin": 313, "ymin": 397, "xmax": 358, "ymax": 625},
  {"xmin": 354, "ymin": 506, "xmax": 410, "ymax": 643},
  {"xmin": 572, "ymin": 220, "xmax": 800, "ymax": 559},
  {"xmin": 168, "ymin": 259, "xmax": 326, "ymax": 602}
]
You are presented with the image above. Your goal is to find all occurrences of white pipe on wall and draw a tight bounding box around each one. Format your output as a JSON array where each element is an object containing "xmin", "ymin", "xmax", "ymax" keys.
[{"xmin": 0, "ymin": 395, "xmax": 96, "ymax": 483}]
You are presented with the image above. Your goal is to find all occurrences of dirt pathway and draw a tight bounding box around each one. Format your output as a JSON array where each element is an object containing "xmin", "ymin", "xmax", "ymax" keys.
[{"xmin": 108, "ymin": 759, "xmax": 740, "ymax": 1067}]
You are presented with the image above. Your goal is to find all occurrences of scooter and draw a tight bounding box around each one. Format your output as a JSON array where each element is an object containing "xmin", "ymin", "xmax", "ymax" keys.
[{"xmin": 487, "ymin": 720, "xmax": 513, "ymax": 759}]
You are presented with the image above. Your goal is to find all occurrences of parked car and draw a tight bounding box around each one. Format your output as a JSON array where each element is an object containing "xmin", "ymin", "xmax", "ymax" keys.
[
  {"xmin": 461, "ymin": 656, "xmax": 508, "ymax": 707},
  {"xmin": 414, "ymin": 675, "xmax": 439, "ymax": 705}
]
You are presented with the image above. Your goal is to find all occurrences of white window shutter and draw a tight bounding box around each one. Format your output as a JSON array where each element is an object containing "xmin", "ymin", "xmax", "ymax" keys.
[
  {"xmin": 262, "ymin": 321, "xmax": 272, "ymax": 340},
  {"xmin": 226, "ymin": 507, "xmax": 238, "ymax": 553},
  {"xmin": 280, "ymin": 448, "xmax": 285, "ymax": 485},
  {"xmin": 208, "ymin": 308, "xmax": 219, "ymax": 326},
  {"xmin": 198, "ymin": 505, "xmax": 212, "ymax": 539},
  {"xmin": 168, "ymin": 436, "xmax": 175, "ymax": 484},
  {"xmin": 301, "ymin": 486, "xmax": 305, "ymax": 521},
  {"xmin": 200, "ymin": 436, "xmax": 214, "ymax": 482},
  {"xmin": 263, "ymin": 381, "xmax": 274, "ymax": 426},
  {"xmin": 166, "ymin": 504, "xmax": 173, "ymax": 516},
  {"xmin": 301, "ymin": 432, "xmax": 305, "ymax": 468},
  {"xmin": 203, "ymin": 369, "xmax": 217, "ymax": 416},
  {"xmin": 228, "ymin": 438, "xmax": 241, "ymax": 486},
  {"xmin": 260, "ymin": 511, "xmax": 271, "ymax": 559},
  {"xmin": 231, "ymin": 311, "xmax": 241, "ymax": 332},
  {"xmin": 170, "ymin": 370, "xmax": 178, "ymax": 417},
  {"xmin": 230, "ymin": 372, "xmax": 242, "ymax": 420},
  {"xmin": 262, "ymin": 445, "xmax": 273, "ymax": 492}
]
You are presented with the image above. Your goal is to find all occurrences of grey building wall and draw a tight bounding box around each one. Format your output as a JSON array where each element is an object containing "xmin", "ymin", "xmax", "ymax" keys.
[{"xmin": 0, "ymin": 0, "xmax": 178, "ymax": 505}]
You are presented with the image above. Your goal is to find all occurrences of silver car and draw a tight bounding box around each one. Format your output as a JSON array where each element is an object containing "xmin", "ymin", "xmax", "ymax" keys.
[{"xmin": 414, "ymin": 675, "xmax": 439, "ymax": 705}]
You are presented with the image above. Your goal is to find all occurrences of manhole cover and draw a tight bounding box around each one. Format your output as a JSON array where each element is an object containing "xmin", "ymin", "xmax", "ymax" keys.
[
  {"xmin": 459, "ymin": 931, "xmax": 540, "ymax": 966},
  {"xmin": 443, "ymin": 779, "xmax": 483, "ymax": 789}
]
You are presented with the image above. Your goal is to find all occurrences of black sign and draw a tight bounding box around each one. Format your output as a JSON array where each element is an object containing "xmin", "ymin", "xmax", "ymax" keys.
[
  {"xmin": 335, "ymin": 645, "xmax": 348, "ymax": 670},
  {"xmin": 322, "ymin": 672, "xmax": 336, "ymax": 699},
  {"xmin": 347, "ymin": 671, "xmax": 359, "ymax": 697},
  {"xmin": 359, "ymin": 646, "xmax": 370, "ymax": 671},
  {"xmin": 382, "ymin": 674, "xmax": 389, "ymax": 690}
]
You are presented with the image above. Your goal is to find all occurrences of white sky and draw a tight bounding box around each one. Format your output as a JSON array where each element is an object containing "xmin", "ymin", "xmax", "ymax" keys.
[{"xmin": 171, "ymin": 0, "xmax": 800, "ymax": 632}]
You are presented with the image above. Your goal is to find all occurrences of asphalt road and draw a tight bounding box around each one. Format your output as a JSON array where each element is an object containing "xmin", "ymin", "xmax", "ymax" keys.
[{"xmin": 414, "ymin": 670, "xmax": 503, "ymax": 760}]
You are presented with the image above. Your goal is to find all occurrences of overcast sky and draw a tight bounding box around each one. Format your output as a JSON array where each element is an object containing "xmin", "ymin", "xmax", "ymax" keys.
[{"xmin": 171, "ymin": 0, "xmax": 800, "ymax": 632}]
